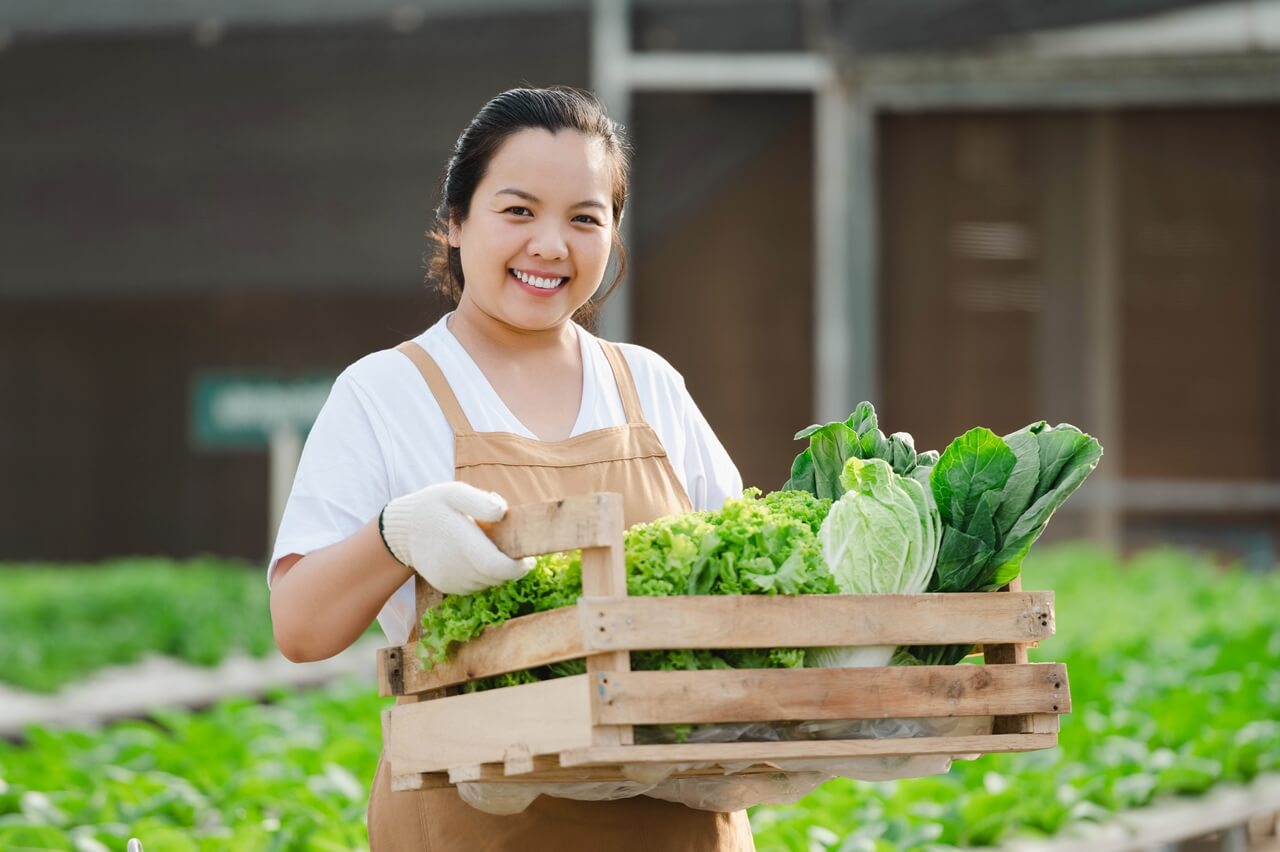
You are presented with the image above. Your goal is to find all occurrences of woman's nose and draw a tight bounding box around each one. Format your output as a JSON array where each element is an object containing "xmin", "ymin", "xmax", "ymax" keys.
[{"xmin": 527, "ymin": 223, "xmax": 568, "ymax": 260}]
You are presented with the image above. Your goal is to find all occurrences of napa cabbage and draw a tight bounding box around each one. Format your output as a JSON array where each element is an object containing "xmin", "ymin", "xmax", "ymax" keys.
[{"xmin": 806, "ymin": 456, "xmax": 941, "ymax": 669}]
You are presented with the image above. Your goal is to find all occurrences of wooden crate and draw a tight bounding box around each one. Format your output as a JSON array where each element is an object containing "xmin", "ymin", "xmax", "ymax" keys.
[{"xmin": 377, "ymin": 492, "xmax": 1069, "ymax": 792}]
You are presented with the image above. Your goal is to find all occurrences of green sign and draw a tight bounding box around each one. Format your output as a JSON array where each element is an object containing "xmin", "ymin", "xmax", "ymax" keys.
[{"xmin": 191, "ymin": 374, "xmax": 335, "ymax": 449}]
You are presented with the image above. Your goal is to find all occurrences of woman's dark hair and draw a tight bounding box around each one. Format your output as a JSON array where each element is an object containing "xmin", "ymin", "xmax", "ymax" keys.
[{"xmin": 427, "ymin": 86, "xmax": 631, "ymax": 327}]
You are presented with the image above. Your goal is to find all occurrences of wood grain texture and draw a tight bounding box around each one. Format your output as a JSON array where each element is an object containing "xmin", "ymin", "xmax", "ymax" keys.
[
  {"xmin": 983, "ymin": 577, "xmax": 1032, "ymax": 666},
  {"xmin": 379, "ymin": 607, "xmax": 583, "ymax": 696},
  {"xmin": 578, "ymin": 591, "xmax": 1055, "ymax": 651},
  {"xmin": 446, "ymin": 758, "xmax": 835, "ymax": 783},
  {"xmin": 410, "ymin": 575, "xmax": 445, "ymax": 640},
  {"xmin": 377, "ymin": 646, "xmax": 403, "ymax": 697},
  {"xmin": 559, "ymin": 733, "xmax": 1060, "ymax": 767},
  {"xmin": 485, "ymin": 492, "xmax": 624, "ymax": 559},
  {"xmin": 383, "ymin": 675, "xmax": 593, "ymax": 775},
  {"xmin": 593, "ymin": 664, "xmax": 1070, "ymax": 725},
  {"xmin": 579, "ymin": 492, "xmax": 633, "ymax": 747},
  {"xmin": 389, "ymin": 772, "xmax": 452, "ymax": 791},
  {"xmin": 985, "ymin": 578, "xmax": 1038, "ymax": 734}
]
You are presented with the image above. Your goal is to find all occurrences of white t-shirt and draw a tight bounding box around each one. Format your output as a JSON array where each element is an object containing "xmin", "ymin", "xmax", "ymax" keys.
[{"xmin": 269, "ymin": 313, "xmax": 743, "ymax": 645}]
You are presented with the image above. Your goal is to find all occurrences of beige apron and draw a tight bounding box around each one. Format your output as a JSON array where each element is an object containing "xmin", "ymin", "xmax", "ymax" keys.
[{"xmin": 366, "ymin": 338, "xmax": 756, "ymax": 852}]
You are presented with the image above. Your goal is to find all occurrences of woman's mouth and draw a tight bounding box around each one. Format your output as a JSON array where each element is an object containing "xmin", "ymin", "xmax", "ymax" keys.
[{"xmin": 509, "ymin": 267, "xmax": 568, "ymax": 296}]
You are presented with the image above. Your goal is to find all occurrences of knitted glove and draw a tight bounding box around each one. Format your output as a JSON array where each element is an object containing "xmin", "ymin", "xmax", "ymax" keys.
[{"xmin": 380, "ymin": 481, "xmax": 533, "ymax": 595}]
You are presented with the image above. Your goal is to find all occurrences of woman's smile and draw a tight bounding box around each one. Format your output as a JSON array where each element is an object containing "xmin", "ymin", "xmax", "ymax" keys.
[{"xmin": 509, "ymin": 266, "xmax": 569, "ymax": 297}]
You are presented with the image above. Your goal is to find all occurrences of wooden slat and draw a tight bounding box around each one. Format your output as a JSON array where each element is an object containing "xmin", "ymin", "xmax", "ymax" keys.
[
  {"xmin": 377, "ymin": 651, "xmax": 401, "ymax": 699},
  {"xmin": 984, "ymin": 578, "xmax": 1033, "ymax": 666},
  {"xmin": 443, "ymin": 757, "xmax": 812, "ymax": 784},
  {"xmin": 485, "ymin": 492, "xmax": 623, "ymax": 559},
  {"xmin": 377, "ymin": 607, "xmax": 583, "ymax": 696},
  {"xmin": 389, "ymin": 772, "xmax": 452, "ymax": 792},
  {"xmin": 384, "ymin": 675, "xmax": 593, "ymax": 775},
  {"xmin": 578, "ymin": 591, "xmax": 1055, "ymax": 651},
  {"xmin": 593, "ymin": 664, "xmax": 1069, "ymax": 725},
  {"xmin": 504, "ymin": 744, "xmax": 534, "ymax": 776},
  {"xmin": 560, "ymin": 733, "xmax": 1060, "ymax": 767},
  {"xmin": 994, "ymin": 709, "xmax": 1066, "ymax": 736},
  {"xmin": 580, "ymin": 492, "xmax": 633, "ymax": 748},
  {"xmin": 412, "ymin": 575, "xmax": 441, "ymax": 630}
]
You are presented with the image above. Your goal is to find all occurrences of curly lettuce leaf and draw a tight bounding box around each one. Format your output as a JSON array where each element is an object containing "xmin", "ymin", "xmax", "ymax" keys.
[{"xmin": 417, "ymin": 488, "xmax": 837, "ymax": 688}]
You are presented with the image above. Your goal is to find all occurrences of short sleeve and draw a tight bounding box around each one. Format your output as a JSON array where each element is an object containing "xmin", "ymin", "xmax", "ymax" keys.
[
  {"xmin": 675, "ymin": 377, "xmax": 744, "ymax": 512},
  {"xmin": 267, "ymin": 371, "xmax": 394, "ymax": 586}
]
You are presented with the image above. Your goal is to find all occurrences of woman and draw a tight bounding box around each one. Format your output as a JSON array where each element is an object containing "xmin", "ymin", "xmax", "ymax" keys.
[{"xmin": 268, "ymin": 87, "xmax": 755, "ymax": 851}]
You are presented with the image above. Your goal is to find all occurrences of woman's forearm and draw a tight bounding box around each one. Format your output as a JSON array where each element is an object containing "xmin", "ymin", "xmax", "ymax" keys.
[{"xmin": 269, "ymin": 517, "xmax": 414, "ymax": 662}]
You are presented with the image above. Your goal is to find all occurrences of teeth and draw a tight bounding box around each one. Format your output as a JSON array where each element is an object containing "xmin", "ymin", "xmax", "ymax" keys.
[{"xmin": 512, "ymin": 269, "xmax": 563, "ymax": 290}]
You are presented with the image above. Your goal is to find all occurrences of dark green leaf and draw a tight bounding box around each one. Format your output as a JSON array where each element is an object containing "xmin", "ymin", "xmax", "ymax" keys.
[
  {"xmin": 989, "ymin": 432, "xmax": 1101, "ymax": 582},
  {"xmin": 782, "ymin": 447, "xmax": 816, "ymax": 493},
  {"xmin": 930, "ymin": 428, "xmax": 1017, "ymax": 528},
  {"xmin": 1033, "ymin": 425, "xmax": 1093, "ymax": 502},
  {"xmin": 930, "ymin": 525, "xmax": 994, "ymax": 593},
  {"xmin": 860, "ymin": 428, "xmax": 890, "ymax": 463},
  {"xmin": 994, "ymin": 421, "xmax": 1045, "ymax": 537},
  {"xmin": 811, "ymin": 423, "xmax": 862, "ymax": 500},
  {"xmin": 965, "ymin": 490, "xmax": 1002, "ymax": 551}
]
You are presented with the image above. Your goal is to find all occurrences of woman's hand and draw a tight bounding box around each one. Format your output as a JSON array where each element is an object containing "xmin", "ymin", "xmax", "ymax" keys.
[{"xmin": 380, "ymin": 482, "xmax": 533, "ymax": 594}]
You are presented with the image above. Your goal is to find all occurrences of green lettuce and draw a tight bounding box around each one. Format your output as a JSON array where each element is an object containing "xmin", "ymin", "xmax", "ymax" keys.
[{"xmin": 416, "ymin": 489, "xmax": 838, "ymax": 690}]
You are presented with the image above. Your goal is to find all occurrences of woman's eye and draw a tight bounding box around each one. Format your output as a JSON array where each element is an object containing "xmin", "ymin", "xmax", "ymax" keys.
[
  {"xmin": 573, "ymin": 214, "xmax": 602, "ymax": 225},
  {"xmin": 504, "ymin": 206, "xmax": 532, "ymax": 217}
]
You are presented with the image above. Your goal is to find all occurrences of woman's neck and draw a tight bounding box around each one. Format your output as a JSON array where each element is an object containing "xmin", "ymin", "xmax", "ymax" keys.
[{"xmin": 447, "ymin": 298, "xmax": 577, "ymax": 360}]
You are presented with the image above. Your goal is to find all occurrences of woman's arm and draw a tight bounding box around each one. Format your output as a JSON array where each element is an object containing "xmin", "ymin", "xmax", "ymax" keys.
[{"xmin": 269, "ymin": 518, "xmax": 413, "ymax": 662}]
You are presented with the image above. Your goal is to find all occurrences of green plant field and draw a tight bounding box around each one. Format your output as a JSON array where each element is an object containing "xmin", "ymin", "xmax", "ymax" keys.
[
  {"xmin": 0, "ymin": 682, "xmax": 383, "ymax": 851},
  {"xmin": 0, "ymin": 558, "xmax": 275, "ymax": 693},
  {"xmin": 749, "ymin": 546, "xmax": 1280, "ymax": 850},
  {"xmin": 0, "ymin": 546, "xmax": 1275, "ymax": 850},
  {"xmin": 0, "ymin": 557, "xmax": 277, "ymax": 690}
]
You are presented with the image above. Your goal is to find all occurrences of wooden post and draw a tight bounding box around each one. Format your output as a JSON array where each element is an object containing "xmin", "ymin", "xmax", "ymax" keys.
[
  {"xmin": 580, "ymin": 495, "xmax": 634, "ymax": 747},
  {"xmin": 984, "ymin": 577, "xmax": 1043, "ymax": 735},
  {"xmin": 399, "ymin": 576, "xmax": 447, "ymax": 706}
]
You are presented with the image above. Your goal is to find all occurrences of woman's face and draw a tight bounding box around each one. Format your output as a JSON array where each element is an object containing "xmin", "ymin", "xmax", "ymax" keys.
[{"xmin": 450, "ymin": 128, "xmax": 616, "ymax": 332}]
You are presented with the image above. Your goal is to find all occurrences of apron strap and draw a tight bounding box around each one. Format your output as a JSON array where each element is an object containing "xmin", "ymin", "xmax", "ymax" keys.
[
  {"xmin": 395, "ymin": 341, "xmax": 476, "ymax": 436},
  {"xmin": 597, "ymin": 340, "xmax": 646, "ymax": 426}
]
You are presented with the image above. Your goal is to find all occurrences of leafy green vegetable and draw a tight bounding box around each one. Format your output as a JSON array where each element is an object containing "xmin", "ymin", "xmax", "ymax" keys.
[
  {"xmin": 782, "ymin": 407, "xmax": 1101, "ymax": 668},
  {"xmin": 783, "ymin": 402, "xmax": 933, "ymax": 499},
  {"xmin": 925, "ymin": 422, "xmax": 1101, "ymax": 595},
  {"xmin": 931, "ymin": 428, "xmax": 1016, "ymax": 531},
  {"xmin": 416, "ymin": 489, "xmax": 837, "ymax": 688},
  {"xmin": 907, "ymin": 422, "xmax": 1102, "ymax": 665},
  {"xmin": 806, "ymin": 457, "xmax": 942, "ymax": 669}
]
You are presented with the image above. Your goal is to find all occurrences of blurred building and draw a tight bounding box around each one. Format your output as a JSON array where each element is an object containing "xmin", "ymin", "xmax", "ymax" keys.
[{"xmin": 1, "ymin": 0, "xmax": 1277, "ymax": 564}]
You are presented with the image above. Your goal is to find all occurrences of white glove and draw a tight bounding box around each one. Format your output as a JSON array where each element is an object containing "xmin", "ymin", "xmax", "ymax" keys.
[{"xmin": 379, "ymin": 482, "xmax": 533, "ymax": 594}]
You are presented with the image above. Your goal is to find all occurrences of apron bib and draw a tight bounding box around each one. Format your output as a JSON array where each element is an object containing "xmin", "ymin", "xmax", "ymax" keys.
[{"xmin": 366, "ymin": 338, "xmax": 754, "ymax": 852}]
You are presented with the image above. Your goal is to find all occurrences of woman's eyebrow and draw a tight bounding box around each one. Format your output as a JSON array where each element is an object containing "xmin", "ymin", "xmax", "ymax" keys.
[{"xmin": 495, "ymin": 188, "xmax": 607, "ymax": 211}]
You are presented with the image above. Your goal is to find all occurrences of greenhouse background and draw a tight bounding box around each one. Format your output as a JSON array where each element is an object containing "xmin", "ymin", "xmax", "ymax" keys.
[{"xmin": 1, "ymin": 0, "xmax": 1277, "ymax": 850}]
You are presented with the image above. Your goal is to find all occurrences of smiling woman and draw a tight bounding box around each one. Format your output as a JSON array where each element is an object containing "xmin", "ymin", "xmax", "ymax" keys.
[
  {"xmin": 428, "ymin": 87, "xmax": 630, "ymax": 331},
  {"xmin": 264, "ymin": 87, "xmax": 753, "ymax": 851}
]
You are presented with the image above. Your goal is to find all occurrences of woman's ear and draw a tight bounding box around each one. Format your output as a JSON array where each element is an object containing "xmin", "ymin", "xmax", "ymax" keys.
[{"xmin": 448, "ymin": 218, "xmax": 462, "ymax": 248}]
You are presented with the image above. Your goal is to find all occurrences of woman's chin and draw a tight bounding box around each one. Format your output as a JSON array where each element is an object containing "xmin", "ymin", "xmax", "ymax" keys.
[{"xmin": 494, "ymin": 298, "xmax": 577, "ymax": 332}]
